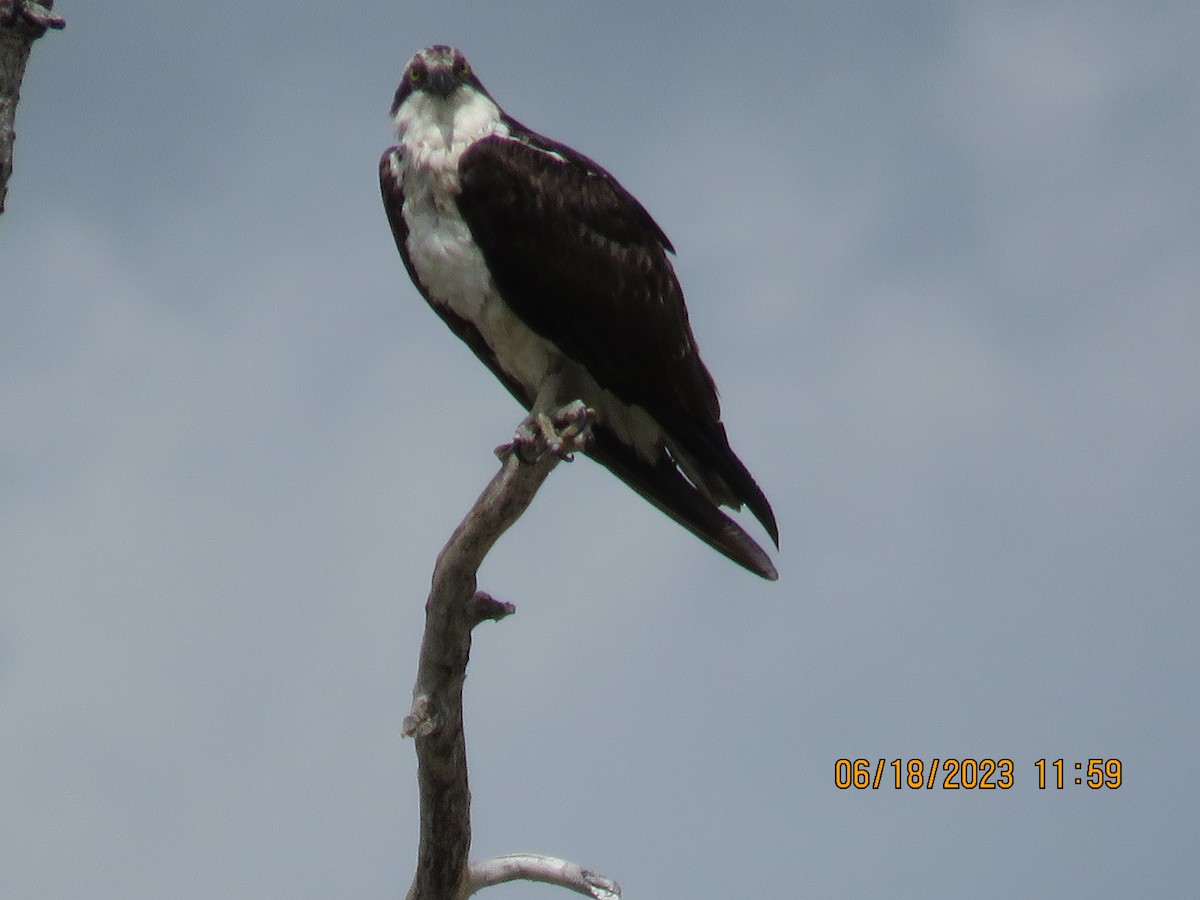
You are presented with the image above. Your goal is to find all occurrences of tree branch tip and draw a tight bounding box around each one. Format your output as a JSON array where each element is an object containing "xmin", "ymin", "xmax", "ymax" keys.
[
  {"xmin": 2, "ymin": 0, "xmax": 66, "ymax": 31},
  {"xmin": 466, "ymin": 591, "xmax": 516, "ymax": 626},
  {"xmin": 464, "ymin": 854, "xmax": 620, "ymax": 898}
]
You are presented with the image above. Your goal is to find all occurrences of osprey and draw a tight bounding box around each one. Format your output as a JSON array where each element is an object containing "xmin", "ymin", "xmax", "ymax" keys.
[{"xmin": 379, "ymin": 45, "xmax": 779, "ymax": 579}]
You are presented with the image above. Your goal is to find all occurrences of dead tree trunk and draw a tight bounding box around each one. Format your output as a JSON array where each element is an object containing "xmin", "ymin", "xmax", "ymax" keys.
[
  {"xmin": 0, "ymin": 0, "xmax": 63, "ymax": 215},
  {"xmin": 403, "ymin": 402, "xmax": 619, "ymax": 900}
]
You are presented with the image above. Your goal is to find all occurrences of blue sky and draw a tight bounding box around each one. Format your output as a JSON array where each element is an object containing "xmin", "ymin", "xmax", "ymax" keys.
[{"xmin": 2, "ymin": 2, "xmax": 1197, "ymax": 897}]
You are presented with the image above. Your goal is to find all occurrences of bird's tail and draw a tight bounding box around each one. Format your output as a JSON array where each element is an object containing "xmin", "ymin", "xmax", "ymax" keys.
[{"xmin": 586, "ymin": 427, "xmax": 778, "ymax": 580}]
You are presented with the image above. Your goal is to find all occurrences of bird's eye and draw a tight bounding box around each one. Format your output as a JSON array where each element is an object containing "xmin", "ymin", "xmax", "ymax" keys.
[
  {"xmin": 455, "ymin": 60, "xmax": 471, "ymax": 78},
  {"xmin": 409, "ymin": 67, "xmax": 425, "ymax": 85}
]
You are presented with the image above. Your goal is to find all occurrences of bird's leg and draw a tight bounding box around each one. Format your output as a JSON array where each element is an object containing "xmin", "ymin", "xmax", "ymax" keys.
[
  {"xmin": 505, "ymin": 373, "xmax": 595, "ymax": 462},
  {"xmin": 508, "ymin": 400, "xmax": 595, "ymax": 463}
]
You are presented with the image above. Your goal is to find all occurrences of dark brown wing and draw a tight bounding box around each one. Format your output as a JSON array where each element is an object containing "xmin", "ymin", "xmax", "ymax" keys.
[
  {"xmin": 456, "ymin": 129, "xmax": 777, "ymax": 546},
  {"xmin": 455, "ymin": 129, "xmax": 720, "ymax": 424}
]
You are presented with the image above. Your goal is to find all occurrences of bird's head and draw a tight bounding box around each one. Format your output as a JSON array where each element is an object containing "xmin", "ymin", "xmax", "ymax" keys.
[
  {"xmin": 390, "ymin": 45, "xmax": 491, "ymax": 118},
  {"xmin": 390, "ymin": 46, "xmax": 502, "ymax": 148}
]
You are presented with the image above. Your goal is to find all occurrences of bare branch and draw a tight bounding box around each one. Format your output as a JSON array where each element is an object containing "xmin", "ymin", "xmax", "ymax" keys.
[
  {"xmin": 404, "ymin": 402, "xmax": 596, "ymax": 900},
  {"xmin": 0, "ymin": 0, "xmax": 64, "ymax": 215},
  {"xmin": 464, "ymin": 854, "xmax": 621, "ymax": 899}
]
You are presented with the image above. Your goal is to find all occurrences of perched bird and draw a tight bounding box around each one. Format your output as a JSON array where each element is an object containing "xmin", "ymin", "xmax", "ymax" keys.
[{"xmin": 379, "ymin": 45, "xmax": 779, "ymax": 579}]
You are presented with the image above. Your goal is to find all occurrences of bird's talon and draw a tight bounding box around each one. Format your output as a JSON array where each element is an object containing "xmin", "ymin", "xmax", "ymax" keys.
[{"xmin": 509, "ymin": 404, "xmax": 594, "ymax": 462}]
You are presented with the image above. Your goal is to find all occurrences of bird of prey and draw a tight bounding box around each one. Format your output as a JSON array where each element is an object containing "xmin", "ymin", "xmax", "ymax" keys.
[{"xmin": 379, "ymin": 45, "xmax": 779, "ymax": 579}]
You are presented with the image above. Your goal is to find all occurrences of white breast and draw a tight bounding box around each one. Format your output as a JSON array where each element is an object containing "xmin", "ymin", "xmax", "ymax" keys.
[{"xmin": 392, "ymin": 90, "xmax": 559, "ymax": 397}]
